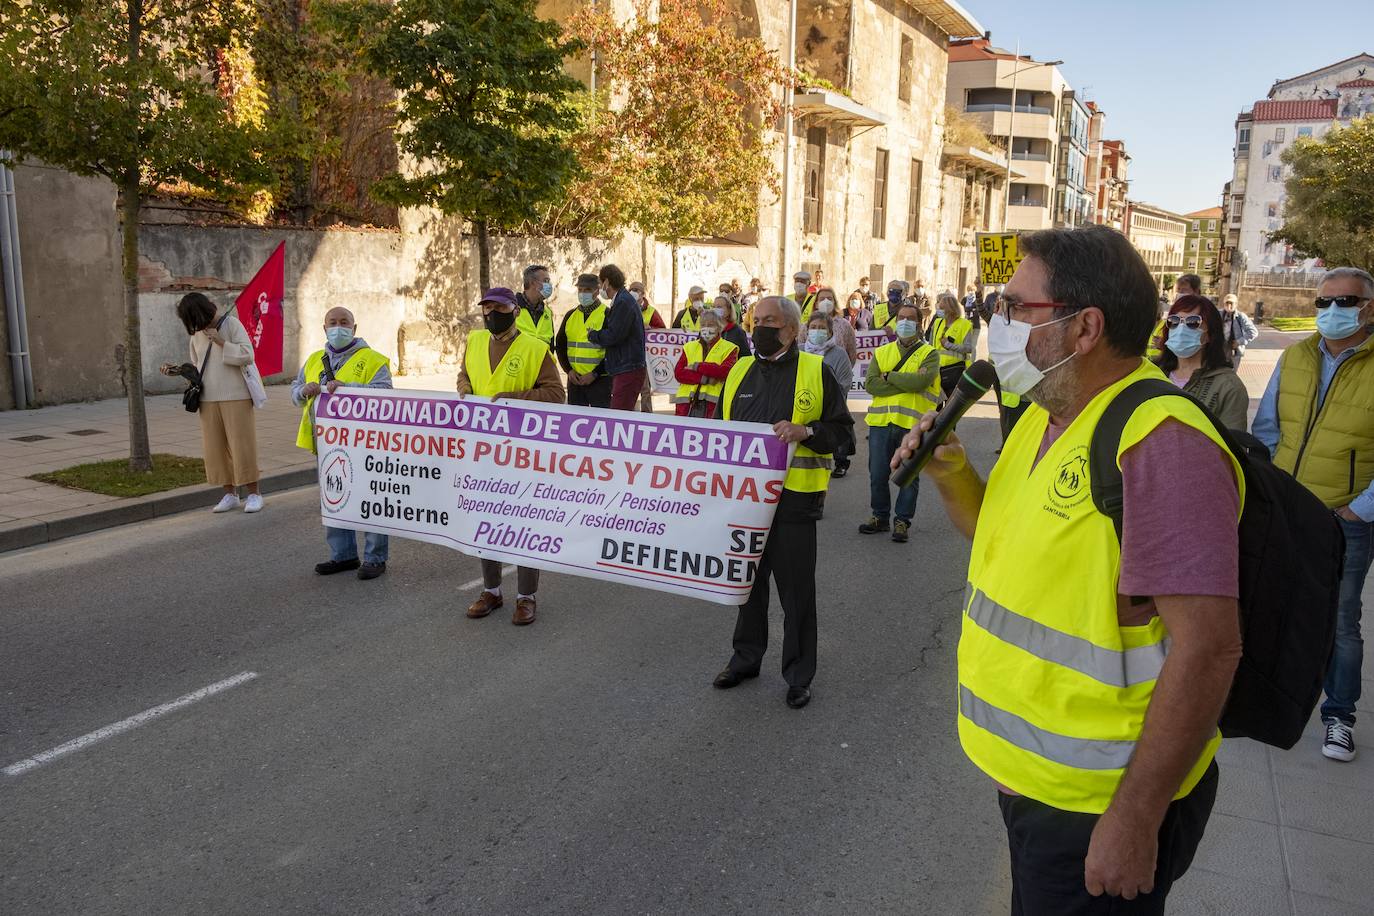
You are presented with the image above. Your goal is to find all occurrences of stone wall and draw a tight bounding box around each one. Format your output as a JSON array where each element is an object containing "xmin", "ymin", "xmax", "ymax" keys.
[{"xmin": 1235, "ymin": 284, "xmax": 1319, "ymax": 321}]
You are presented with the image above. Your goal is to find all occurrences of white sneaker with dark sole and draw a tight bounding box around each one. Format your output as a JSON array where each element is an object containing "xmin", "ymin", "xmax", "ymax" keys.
[
  {"xmin": 212, "ymin": 493, "xmax": 241, "ymax": 513},
  {"xmin": 1322, "ymin": 719, "xmax": 1356, "ymax": 762}
]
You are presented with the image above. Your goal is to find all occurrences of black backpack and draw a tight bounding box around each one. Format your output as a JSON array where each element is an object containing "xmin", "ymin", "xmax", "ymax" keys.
[{"xmin": 1089, "ymin": 378, "xmax": 1343, "ymax": 749}]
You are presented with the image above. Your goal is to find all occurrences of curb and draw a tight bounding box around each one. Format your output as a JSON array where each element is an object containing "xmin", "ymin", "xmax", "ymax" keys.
[{"xmin": 0, "ymin": 467, "xmax": 318, "ymax": 555}]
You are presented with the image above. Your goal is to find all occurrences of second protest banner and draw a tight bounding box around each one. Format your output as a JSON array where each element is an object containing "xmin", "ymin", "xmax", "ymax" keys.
[
  {"xmin": 977, "ymin": 232, "xmax": 1023, "ymax": 286},
  {"xmin": 313, "ymin": 389, "xmax": 790, "ymax": 606}
]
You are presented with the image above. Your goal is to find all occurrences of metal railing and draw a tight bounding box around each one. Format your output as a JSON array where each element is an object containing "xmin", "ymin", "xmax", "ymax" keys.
[
  {"xmin": 1243, "ymin": 270, "xmax": 1325, "ymax": 289},
  {"xmin": 966, "ymin": 103, "xmax": 1054, "ymax": 115}
]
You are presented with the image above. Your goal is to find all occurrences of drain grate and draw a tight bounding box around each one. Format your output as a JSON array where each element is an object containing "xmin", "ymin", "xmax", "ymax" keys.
[
  {"xmin": 68, "ymin": 429, "xmax": 106, "ymax": 436},
  {"xmin": 12, "ymin": 434, "xmax": 53, "ymax": 442}
]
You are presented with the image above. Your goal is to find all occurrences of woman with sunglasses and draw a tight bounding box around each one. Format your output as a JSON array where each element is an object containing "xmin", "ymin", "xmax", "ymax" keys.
[{"xmin": 1154, "ymin": 294, "xmax": 1249, "ymax": 430}]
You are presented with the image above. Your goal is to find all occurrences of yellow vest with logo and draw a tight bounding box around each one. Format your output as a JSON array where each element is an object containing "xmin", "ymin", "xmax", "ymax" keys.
[
  {"xmin": 515, "ymin": 304, "xmax": 555, "ymax": 347},
  {"xmin": 1273, "ymin": 334, "xmax": 1374, "ymax": 508},
  {"xmin": 677, "ymin": 307, "xmax": 702, "ymax": 332},
  {"xmin": 931, "ymin": 315, "xmax": 973, "ymax": 367},
  {"xmin": 295, "ymin": 347, "xmax": 391, "ymax": 452},
  {"xmin": 865, "ymin": 340, "xmax": 941, "ymax": 430},
  {"xmin": 464, "ymin": 329, "xmax": 547, "ymax": 397},
  {"xmin": 721, "ymin": 352, "xmax": 832, "ymax": 493},
  {"xmin": 564, "ymin": 304, "xmax": 607, "ymax": 374},
  {"xmin": 959, "ymin": 359, "xmax": 1242, "ymax": 814},
  {"xmin": 673, "ymin": 337, "xmax": 740, "ymax": 405},
  {"xmin": 790, "ymin": 291, "xmax": 817, "ymax": 324}
]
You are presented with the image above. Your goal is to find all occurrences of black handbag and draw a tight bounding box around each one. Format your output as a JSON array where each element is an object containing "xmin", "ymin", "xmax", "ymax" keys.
[{"xmin": 183, "ymin": 312, "xmax": 230, "ymax": 413}]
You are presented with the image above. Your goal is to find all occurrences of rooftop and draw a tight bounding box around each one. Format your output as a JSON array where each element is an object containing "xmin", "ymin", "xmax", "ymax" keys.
[
  {"xmin": 948, "ymin": 37, "xmax": 1052, "ymax": 65},
  {"xmin": 1270, "ymin": 53, "xmax": 1374, "ymax": 96},
  {"xmin": 1251, "ymin": 98, "xmax": 1338, "ymax": 122},
  {"xmin": 1185, "ymin": 207, "xmax": 1224, "ymax": 219}
]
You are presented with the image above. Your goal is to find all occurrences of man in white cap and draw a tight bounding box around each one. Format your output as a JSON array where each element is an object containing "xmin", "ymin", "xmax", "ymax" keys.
[
  {"xmin": 675, "ymin": 285, "xmax": 707, "ymax": 332},
  {"xmin": 1220, "ymin": 293, "xmax": 1258, "ymax": 369},
  {"xmin": 790, "ymin": 270, "xmax": 818, "ymax": 322}
]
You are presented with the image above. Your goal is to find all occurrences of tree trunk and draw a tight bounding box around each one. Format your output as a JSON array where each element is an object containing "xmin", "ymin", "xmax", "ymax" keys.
[
  {"xmin": 670, "ymin": 239, "xmax": 679, "ymax": 324},
  {"xmin": 123, "ymin": 1, "xmax": 152, "ymax": 472},
  {"xmin": 475, "ymin": 219, "xmax": 491, "ymax": 292}
]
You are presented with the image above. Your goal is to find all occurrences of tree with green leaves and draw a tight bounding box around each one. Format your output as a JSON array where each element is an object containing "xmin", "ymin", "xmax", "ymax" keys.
[
  {"xmin": 336, "ymin": 0, "xmax": 582, "ymax": 291},
  {"xmin": 1274, "ymin": 117, "xmax": 1374, "ymax": 272},
  {"xmin": 0, "ymin": 1, "xmax": 269, "ymax": 471},
  {"xmin": 571, "ymin": 0, "xmax": 789, "ymax": 312}
]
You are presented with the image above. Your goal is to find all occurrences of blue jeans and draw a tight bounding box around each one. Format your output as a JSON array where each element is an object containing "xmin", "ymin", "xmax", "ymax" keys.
[
  {"xmin": 867, "ymin": 424, "xmax": 918, "ymax": 524},
  {"xmin": 326, "ymin": 526, "xmax": 389, "ymax": 565},
  {"xmin": 1323, "ymin": 516, "xmax": 1373, "ymax": 724}
]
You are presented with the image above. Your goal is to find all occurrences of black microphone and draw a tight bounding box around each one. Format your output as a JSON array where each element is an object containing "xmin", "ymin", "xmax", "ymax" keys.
[{"xmin": 889, "ymin": 360, "xmax": 997, "ymax": 488}]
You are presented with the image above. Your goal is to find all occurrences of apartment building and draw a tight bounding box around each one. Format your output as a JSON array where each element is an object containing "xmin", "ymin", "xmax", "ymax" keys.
[
  {"xmin": 1182, "ymin": 207, "xmax": 1223, "ymax": 294},
  {"xmin": 1125, "ymin": 201, "xmax": 1188, "ymax": 294}
]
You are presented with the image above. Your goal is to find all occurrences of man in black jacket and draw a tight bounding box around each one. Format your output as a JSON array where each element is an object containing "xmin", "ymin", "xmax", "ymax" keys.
[{"xmin": 713, "ymin": 296, "xmax": 853, "ymax": 709}]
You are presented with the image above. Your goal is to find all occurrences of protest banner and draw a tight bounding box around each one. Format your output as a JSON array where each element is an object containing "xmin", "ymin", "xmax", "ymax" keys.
[
  {"xmin": 236, "ymin": 241, "xmax": 285, "ymax": 376},
  {"xmin": 645, "ymin": 328, "xmax": 696, "ymax": 394},
  {"xmin": 849, "ymin": 328, "xmax": 892, "ymax": 400},
  {"xmin": 314, "ymin": 389, "xmax": 791, "ymax": 606},
  {"xmin": 977, "ymin": 232, "xmax": 1023, "ymax": 286}
]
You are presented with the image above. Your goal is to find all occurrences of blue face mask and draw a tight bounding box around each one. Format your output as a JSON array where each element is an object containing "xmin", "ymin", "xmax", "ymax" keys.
[
  {"xmin": 887, "ymin": 289, "xmax": 903, "ymax": 304},
  {"xmin": 1317, "ymin": 303, "xmax": 1367, "ymax": 340},
  {"xmin": 807, "ymin": 328, "xmax": 829, "ymax": 347},
  {"xmin": 326, "ymin": 326, "xmax": 354, "ymax": 349},
  {"xmin": 895, "ymin": 319, "xmax": 919, "ymax": 339},
  {"xmin": 578, "ymin": 292, "xmax": 596, "ymax": 307},
  {"xmin": 1164, "ymin": 324, "xmax": 1203, "ymax": 359},
  {"xmin": 541, "ymin": 281, "xmax": 554, "ymax": 299}
]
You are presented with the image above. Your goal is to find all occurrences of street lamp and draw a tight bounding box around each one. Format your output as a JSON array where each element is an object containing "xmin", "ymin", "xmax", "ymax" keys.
[{"xmin": 1002, "ymin": 42, "xmax": 1064, "ymax": 230}]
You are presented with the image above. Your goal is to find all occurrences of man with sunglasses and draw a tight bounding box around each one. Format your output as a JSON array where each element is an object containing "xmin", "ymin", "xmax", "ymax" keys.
[
  {"xmin": 1252, "ymin": 267, "xmax": 1374, "ymax": 763},
  {"xmin": 892, "ymin": 226, "xmax": 1244, "ymax": 914}
]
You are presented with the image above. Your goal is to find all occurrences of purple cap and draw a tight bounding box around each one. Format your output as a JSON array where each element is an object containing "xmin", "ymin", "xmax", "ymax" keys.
[{"xmin": 480, "ymin": 287, "xmax": 518, "ymax": 309}]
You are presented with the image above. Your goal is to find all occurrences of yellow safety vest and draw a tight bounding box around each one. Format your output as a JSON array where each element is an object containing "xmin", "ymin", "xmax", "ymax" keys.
[
  {"xmin": 677, "ymin": 307, "xmax": 702, "ymax": 332},
  {"xmin": 791, "ymin": 291, "xmax": 817, "ymax": 324},
  {"xmin": 564, "ymin": 304, "xmax": 607, "ymax": 374},
  {"xmin": 959, "ymin": 359, "xmax": 1242, "ymax": 814},
  {"xmin": 865, "ymin": 340, "xmax": 941, "ymax": 430},
  {"xmin": 673, "ymin": 337, "xmax": 740, "ymax": 406},
  {"xmin": 1146, "ymin": 318, "xmax": 1166, "ymax": 361},
  {"xmin": 515, "ymin": 304, "xmax": 555, "ymax": 348},
  {"xmin": 931, "ymin": 315, "xmax": 973, "ymax": 367},
  {"xmin": 1273, "ymin": 333, "xmax": 1374, "ymax": 508},
  {"xmin": 464, "ymin": 329, "xmax": 548, "ymax": 397},
  {"xmin": 295, "ymin": 347, "xmax": 391, "ymax": 452},
  {"xmin": 873, "ymin": 301, "xmax": 894, "ymax": 329},
  {"xmin": 721, "ymin": 352, "xmax": 832, "ymax": 493},
  {"xmin": 640, "ymin": 304, "xmax": 660, "ymax": 328}
]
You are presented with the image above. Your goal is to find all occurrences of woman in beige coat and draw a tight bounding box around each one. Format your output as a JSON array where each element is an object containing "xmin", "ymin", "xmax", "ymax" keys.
[{"xmin": 164, "ymin": 293, "xmax": 263, "ymax": 513}]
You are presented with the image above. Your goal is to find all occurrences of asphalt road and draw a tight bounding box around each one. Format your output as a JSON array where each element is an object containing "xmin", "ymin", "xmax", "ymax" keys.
[{"xmin": 1, "ymin": 406, "xmax": 1013, "ymax": 916}]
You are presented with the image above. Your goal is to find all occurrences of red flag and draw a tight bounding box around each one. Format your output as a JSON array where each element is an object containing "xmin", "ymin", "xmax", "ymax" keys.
[{"xmin": 236, "ymin": 242, "xmax": 285, "ymax": 376}]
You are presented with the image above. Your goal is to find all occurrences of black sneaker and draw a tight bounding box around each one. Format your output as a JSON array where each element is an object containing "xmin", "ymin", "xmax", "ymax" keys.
[
  {"xmin": 315, "ymin": 558, "xmax": 361, "ymax": 575},
  {"xmin": 1322, "ymin": 718, "xmax": 1356, "ymax": 762},
  {"xmin": 892, "ymin": 520, "xmax": 910, "ymax": 543},
  {"xmin": 831, "ymin": 466, "xmax": 848, "ymax": 479},
  {"xmin": 858, "ymin": 516, "xmax": 889, "ymax": 534}
]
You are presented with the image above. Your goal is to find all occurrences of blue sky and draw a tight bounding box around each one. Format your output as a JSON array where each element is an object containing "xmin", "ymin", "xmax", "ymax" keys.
[{"xmin": 957, "ymin": 0, "xmax": 1364, "ymax": 215}]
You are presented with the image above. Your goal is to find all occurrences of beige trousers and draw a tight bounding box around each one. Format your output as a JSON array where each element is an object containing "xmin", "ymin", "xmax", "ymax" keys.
[{"xmin": 199, "ymin": 399, "xmax": 260, "ymax": 486}]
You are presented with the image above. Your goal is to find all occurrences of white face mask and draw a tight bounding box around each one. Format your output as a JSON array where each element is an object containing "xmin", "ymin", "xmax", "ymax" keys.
[
  {"xmin": 988, "ymin": 313, "xmax": 1076, "ymax": 396},
  {"xmin": 795, "ymin": 282, "xmax": 808, "ymax": 295},
  {"xmin": 700, "ymin": 327, "xmax": 719, "ymax": 342}
]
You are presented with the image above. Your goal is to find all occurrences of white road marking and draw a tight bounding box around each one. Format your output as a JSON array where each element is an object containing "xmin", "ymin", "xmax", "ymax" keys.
[
  {"xmin": 3, "ymin": 671, "xmax": 259, "ymax": 777},
  {"xmin": 458, "ymin": 565, "xmax": 515, "ymax": 591}
]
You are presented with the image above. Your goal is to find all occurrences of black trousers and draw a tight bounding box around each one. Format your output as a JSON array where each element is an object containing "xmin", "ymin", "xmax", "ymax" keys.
[
  {"xmin": 728, "ymin": 516, "xmax": 817, "ymax": 687},
  {"xmin": 998, "ymin": 762, "xmax": 1218, "ymax": 916},
  {"xmin": 567, "ymin": 375, "xmax": 612, "ymax": 409},
  {"xmin": 939, "ymin": 363, "xmax": 965, "ymax": 400}
]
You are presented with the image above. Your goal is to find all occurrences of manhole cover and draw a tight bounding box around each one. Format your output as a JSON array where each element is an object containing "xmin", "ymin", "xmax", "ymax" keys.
[
  {"xmin": 12, "ymin": 434, "xmax": 53, "ymax": 442},
  {"xmin": 68, "ymin": 429, "xmax": 106, "ymax": 436}
]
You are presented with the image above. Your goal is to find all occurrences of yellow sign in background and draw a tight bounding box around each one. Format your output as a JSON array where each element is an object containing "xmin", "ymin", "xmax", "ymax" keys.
[{"xmin": 977, "ymin": 232, "xmax": 1024, "ymax": 285}]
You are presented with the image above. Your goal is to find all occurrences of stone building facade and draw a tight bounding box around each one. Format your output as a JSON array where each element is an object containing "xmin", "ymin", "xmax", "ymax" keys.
[
  {"xmin": 1125, "ymin": 201, "xmax": 1188, "ymax": 295},
  {"xmin": 1182, "ymin": 207, "xmax": 1223, "ymax": 295}
]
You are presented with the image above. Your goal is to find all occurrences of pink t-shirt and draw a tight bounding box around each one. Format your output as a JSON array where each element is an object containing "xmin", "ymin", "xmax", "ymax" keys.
[{"xmin": 1035, "ymin": 417, "xmax": 1240, "ymax": 624}]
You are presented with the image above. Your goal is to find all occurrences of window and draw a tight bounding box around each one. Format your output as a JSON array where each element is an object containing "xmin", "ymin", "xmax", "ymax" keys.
[
  {"xmin": 1205, "ymin": 258, "xmax": 1215, "ymax": 269},
  {"xmin": 1238, "ymin": 127, "xmax": 1251, "ymax": 152},
  {"xmin": 1208, "ymin": 219, "xmax": 1217, "ymax": 232},
  {"xmin": 803, "ymin": 127, "xmax": 826, "ymax": 234},
  {"xmin": 1297, "ymin": 126, "xmax": 1313, "ymax": 138},
  {"xmin": 867, "ymin": 264, "xmax": 884, "ymax": 291},
  {"xmin": 904, "ymin": 266, "xmax": 920, "ymax": 288},
  {"xmin": 1192, "ymin": 220, "xmax": 1200, "ymax": 231},
  {"xmin": 1269, "ymin": 165, "xmax": 1282, "ymax": 182},
  {"xmin": 1207, "ymin": 239, "xmax": 1217, "ymax": 251},
  {"xmin": 906, "ymin": 158, "xmax": 923, "ymax": 243},
  {"xmin": 1267, "ymin": 202, "xmax": 1279, "ymax": 218},
  {"xmin": 872, "ymin": 148, "xmax": 889, "ymax": 239},
  {"xmin": 898, "ymin": 35, "xmax": 914, "ymax": 103},
  {"xmin": 1190, "ymin": 238, "xmax": 1199, "ymax": 251},
  {"xmin": 1274, "ymin": 127, "xmax": 1285, "ymax": 142}
]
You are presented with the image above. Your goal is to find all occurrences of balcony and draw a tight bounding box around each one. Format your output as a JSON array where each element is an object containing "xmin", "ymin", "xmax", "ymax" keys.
[
  {"xmin": 792, "ymin": 88, "xmax": 887, "ymax": 129},
  {"xmin": 1010, "ymin": 151, "xmax": 1050, "ymax": 161},
  {"xmin": 966, "ymin": 103, "xmax": 1054, "ymax": 116}
]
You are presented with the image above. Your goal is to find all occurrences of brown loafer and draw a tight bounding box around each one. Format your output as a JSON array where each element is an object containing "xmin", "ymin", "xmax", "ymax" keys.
[
  {"xmin": 466, "ymin": 591, "xmax": 502, "ymax": 619},
  {"xmin": 512, "ymin": 597, "xmax": 536, "ymax": 626}
]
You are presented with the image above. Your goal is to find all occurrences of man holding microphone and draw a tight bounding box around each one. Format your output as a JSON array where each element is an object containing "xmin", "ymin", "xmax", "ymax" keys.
[{"xmin": 893, "ymin": 226, "xmax": 1243, "ymax": 914}]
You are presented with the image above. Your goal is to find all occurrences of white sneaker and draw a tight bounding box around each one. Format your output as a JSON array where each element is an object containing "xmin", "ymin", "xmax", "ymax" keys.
[
  {"xmin": 1321, "ymin": 719, "xmax": 1357, "ymax": 762},
  {"xmin": 243, "ymin": 493, "xmax": 264, "ymax": 514},
  {"xmin": 212, "ymin": 493, "xmax": 241, "ymax": 513}
]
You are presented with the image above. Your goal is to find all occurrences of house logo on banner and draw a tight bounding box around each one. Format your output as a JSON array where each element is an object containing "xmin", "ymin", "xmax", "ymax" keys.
[
  {"xmin": 646, "ymin": 329, "xmax": 695, "ymax": 394},
  {"xmin": 320, "ymin": 449, "xmax": 354, "ymax": 514}
]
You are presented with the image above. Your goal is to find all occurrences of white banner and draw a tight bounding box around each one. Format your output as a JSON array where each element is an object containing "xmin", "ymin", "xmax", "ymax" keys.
[
  {"xmin": 314, "ymin": 389, "xmax": 791, "ymax": 606},
  {"xmin": 646, "ymin": 328, "xmax": 696, "ymax": 394},
  {"xmin": 851, "ymin": 328, "xmax": 894, "ymax": 399}
]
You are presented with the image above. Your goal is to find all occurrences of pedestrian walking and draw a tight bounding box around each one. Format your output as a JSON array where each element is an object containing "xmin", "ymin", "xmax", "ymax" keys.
[
  {"xmin": 715, "ymin": 296, "xmax": 853, "ymax": 709},
  {"xmin": 1154, "ymin": 295, "xmax": 1249, "ymax": 430},
  {"xmin": 556, "ymin": 273, "xmax": 611, "ymax": 409},
  {"xmin": 165, "ymin": 292, "xmax": 263, "ymax": 515},
  {"xmin": 803, "ymin": 311, "xmax": 855, "ymax": 477},
  {"xmin": 895, "ymin": 225, "xmax": 1244, "ymax": 914},
  {"xmin": 860, "ymin": 302, "xmax": 939, "ymax": 542},
  {"xmin": 514, "ymin": 264, "xmax": 556, "ymax": 347},
  {"xmin": 1252, "ymin": 266, "xmax": 1374, "ymax": 762},
  {"xmin": 292, "ymin": 305, "xmax": 392, "ymax": 578},
  {"xmin": 672, "ymin": 310, "xmax": 738, "ymax": 418},
  {"xmin": 588, "ymin": 264, "xmax": 648, "ymax": 410},
  {"xmin": 1220, "ymin": 294, "xmax": 1258, "ymax": 369},
  {"xmin": 457, "ymin": 287, "xmax": 566, "ymax": 625}
]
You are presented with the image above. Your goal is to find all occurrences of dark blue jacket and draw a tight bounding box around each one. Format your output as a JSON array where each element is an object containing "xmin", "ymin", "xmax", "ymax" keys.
[{"xmin": 587, "ymin": 288, "xmax": 646, "ymax": 375}]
